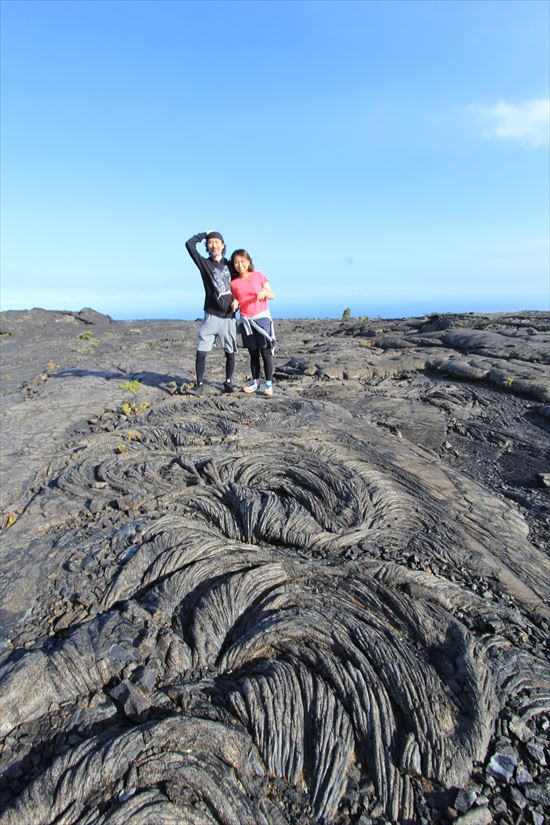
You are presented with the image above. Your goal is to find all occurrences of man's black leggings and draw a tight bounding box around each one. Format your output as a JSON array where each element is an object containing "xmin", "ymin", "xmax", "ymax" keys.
[
  {"xmin": 249, "ymin": 347, "xmax": 273, "ymax": 382},
  {"xmin": 195, "ymin": 351, "xmax": 235, "ymax": 384}
]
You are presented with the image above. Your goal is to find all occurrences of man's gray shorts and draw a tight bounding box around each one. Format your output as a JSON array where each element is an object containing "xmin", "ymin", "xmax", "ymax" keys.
[{"xmin": 197, "ymin": 312, "xmax": 237, "ymax": 353}]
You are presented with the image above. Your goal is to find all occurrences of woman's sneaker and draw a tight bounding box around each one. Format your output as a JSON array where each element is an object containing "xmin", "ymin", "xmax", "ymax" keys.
[
  {"xmin": 263, "ymin": 381, "xmax": 273, "ymax": 396},
  {"xmin": 243, "ymin": 380, "xmax": 259, "ymax": 394}
]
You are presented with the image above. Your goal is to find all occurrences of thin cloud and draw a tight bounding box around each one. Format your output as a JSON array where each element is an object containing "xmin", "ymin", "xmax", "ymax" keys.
[{"xmin": 476, "ymin": 98, "xmax": 550, "ymax": 148}]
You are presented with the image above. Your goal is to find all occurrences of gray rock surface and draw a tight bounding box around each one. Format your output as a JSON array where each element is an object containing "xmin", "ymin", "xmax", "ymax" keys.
[{"xmin": 0, "ymin": 308, "xmax": 548, "ymax": 824}]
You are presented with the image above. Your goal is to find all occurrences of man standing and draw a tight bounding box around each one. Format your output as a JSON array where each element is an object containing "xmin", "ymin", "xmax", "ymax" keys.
[{"xmin": 185, "ymin": 230, "xmax": 237, "ymax": 394}]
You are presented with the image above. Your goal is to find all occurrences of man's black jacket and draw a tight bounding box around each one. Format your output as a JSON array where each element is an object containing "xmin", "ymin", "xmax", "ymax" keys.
[{"xmin": 186, "ymin": 232, "xmax": 234, "ymax": 318}]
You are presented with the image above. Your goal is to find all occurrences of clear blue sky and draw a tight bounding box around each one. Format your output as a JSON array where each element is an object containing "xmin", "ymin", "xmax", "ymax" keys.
[{"xmin": 1, "ymin": 0, "xmax": 549, "ymax": 319}]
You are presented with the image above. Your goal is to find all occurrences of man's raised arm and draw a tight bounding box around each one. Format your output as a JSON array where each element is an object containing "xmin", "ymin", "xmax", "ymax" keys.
[{"xmin": 185, "ymin": 232, "xmax": 208, "ymax": 266}]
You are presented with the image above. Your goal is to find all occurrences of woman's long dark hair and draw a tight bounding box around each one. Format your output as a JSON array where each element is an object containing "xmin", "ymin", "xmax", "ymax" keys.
[{"xmin": 230, "ymin": 249, "xmax": 254, "ymax": 273}]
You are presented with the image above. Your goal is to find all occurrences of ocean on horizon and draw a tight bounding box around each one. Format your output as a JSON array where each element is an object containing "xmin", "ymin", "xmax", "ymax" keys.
[{"xmin": 108, "ymin": 296, "xmax": 548, "ymax": 322}]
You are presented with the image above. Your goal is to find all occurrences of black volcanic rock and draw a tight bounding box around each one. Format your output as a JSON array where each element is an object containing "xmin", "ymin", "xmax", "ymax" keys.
[{"xmin": 0, "ymin": 309, "xmax": 548, "ymax": 825}]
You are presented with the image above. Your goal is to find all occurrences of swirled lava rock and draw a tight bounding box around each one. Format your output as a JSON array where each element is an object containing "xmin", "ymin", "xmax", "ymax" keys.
[{"xmin": 0, "ymin": 310, "xmax": 548, "ymax": 824}]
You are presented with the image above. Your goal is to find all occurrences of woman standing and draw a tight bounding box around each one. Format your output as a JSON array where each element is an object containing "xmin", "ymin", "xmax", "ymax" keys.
[{"xmin": 230, "ymin": 249, "xmax": 276, "ymax": 396}]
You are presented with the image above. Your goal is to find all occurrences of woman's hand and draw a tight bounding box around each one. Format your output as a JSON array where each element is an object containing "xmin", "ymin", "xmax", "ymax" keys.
[
  {"xmin": 231, "ymin": 298, "xmax": 239, "ymax": 312},
  {"xmin": 257, "ymin": 281, "xmax": 274, "ymax": 302}
]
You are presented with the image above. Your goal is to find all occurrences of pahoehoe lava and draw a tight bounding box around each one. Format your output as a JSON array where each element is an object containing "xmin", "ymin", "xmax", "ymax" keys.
[{"xmin": 0, "ymin": 309, "xmax": 549, "ymax": 824}]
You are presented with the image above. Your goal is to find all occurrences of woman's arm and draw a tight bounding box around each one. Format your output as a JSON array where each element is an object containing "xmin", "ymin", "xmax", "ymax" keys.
[
  {"xmin": 257, "ymin": 280, "xmax": 275, "ymax": 301},
  {"xmin": 230, "ymin": 280, "xmax": 239, "ymax": 313}
]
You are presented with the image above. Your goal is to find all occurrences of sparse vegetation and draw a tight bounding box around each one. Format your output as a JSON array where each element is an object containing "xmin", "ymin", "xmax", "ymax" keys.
[
  {"xmin": 1, "ymin": 511, "xmax": 17, "ymax": 530},
  {"xmin": 119, "ymin": 379, "xmax": 142, "ymax": 395},
  {"xmin": 120, "ymin": 400, "xmax": 151, "ymax": 418},
  {"xmin": 341, "ymin": 308, "xmax": 351, "ymax": 321},
  {"xmin": 76, "ymin": 331, "xmax": 100, "ymax": 354},
  {"xmin": 116, "ymin": 429, "xmax": 145, "ymax": 453}
]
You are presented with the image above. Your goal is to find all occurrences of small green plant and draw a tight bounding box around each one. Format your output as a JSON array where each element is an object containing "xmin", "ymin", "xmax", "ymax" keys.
[
  {"xmin": 1, "ymin": 511, "xmax": 17, "ymax": 530},
  {"xmin": 119, "ymin": 379, "xmax": 142, "ymax": 395},
  {"xmin": 341, "ymin": 307, "xmax": 351, "ymax": 321},
  {"xmin": 76, "ymin": 331, "xmax": 100, "ymax": 355},
  {"xmin": 505, "ymin": 376, "xmax": 514, "ymax": 389},
  {"xmin": 120, "ymin": 400, "xmax": 151, "ymax": 418}
]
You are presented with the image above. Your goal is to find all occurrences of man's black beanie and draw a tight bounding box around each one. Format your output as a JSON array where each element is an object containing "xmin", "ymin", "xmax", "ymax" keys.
[{"xmin": 206, "ymin": 231, "xmax": 224, "ymax": 243}]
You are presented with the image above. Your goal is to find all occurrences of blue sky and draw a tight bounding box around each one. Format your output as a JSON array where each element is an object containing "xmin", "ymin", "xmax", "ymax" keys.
[{"xmin": 1, "ymin": 0, "xmax": 549, "ymax": 320}]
